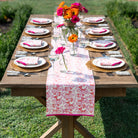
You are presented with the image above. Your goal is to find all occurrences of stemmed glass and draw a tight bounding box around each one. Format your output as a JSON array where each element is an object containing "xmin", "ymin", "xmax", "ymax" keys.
[{"xmin": 48, "ymin": 51, "xmax": 59, "ymax": 72}]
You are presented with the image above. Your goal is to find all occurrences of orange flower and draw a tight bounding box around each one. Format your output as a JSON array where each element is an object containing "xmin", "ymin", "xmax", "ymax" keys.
[
  {"xmin": 64, "ymin": 9, "xmax": 72, "ymax": 19},
  {"xmin": 58, "ymin": 1, "xmax": 65, "ymax": 8},
  {"xmin": 68, "ymin": 34, "xmax": 78, "ymax": 43},
  {"xmin": 71, "ymin": 8, "xmax": 79, "ymax": 16},
  {"xmin": 63, "ymin": 5, "xmax": 70, "ymax": 10}
]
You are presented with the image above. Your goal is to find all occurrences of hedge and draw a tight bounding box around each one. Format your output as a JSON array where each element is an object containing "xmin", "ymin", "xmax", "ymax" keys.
[
  {"xmin": 106, "ymin": 1, "xmax": 138, "ymax": 65},
  {"xmin": 0, "ymin": 4, "xmax": 32, "ymax": 80}
]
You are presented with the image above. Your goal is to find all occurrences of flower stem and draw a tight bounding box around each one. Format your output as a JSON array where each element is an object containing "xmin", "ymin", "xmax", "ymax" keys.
[
  {"xmin": 73, "ymin": 43, "xmax": 75, "ymax": 55},
  {"xmin": 62, "ymin": 54, "xmax": 68, "ymax": 71}
]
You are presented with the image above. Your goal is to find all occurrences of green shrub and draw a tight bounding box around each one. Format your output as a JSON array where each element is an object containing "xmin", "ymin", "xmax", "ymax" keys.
[
  {"xmin": 0, "ymin": 5, "xmax": 32, "ymax": 79},
  {"xmin": 0, "ymin": 4, "xmax": 16, "ymax": 23},
  {"xmin": 106, "ymin": 1, "xmax": 138, "ymax": 65}
]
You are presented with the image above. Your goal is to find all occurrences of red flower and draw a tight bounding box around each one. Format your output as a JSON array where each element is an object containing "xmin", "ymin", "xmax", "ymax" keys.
[
  {"xmin": 82, "ymin": 7, "xmax": 88, "ymax": 13},
  {"xmin": 55, "ymin": 47, "xmax": 65, "ymax": 54},
  {"xmin": 57, "ymin": 8, "xmax": 64, "ymax": 16},
  {"xmin": 57, "ymin": 23, "xmax": 65, "ymax": 28},
  {"xmin": 71, "ymin": 15, "xmax": 80, "ymax": 23}
]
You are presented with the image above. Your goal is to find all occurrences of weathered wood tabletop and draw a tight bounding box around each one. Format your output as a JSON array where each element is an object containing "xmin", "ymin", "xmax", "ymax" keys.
[{"xmin": 0, "ymin": 15, "xmax": 137, "ymax": 138}]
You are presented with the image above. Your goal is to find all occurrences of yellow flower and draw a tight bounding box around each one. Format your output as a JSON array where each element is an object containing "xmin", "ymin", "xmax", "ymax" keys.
[
  {"xmin": 71, "ymin": 8, "xmax": 79, "ymax": 16},
  {"xmin": 4, "ymin": 15, "xmax": 7, "ymax": 20},
  {"xmin": 68, "ymin": 34, "xmax": 78, "ymax": 43}
]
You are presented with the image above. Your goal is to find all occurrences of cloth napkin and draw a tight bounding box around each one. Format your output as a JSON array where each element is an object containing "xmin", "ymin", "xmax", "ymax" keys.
[
  {"xmin": 91, "ymin": 28, "xmax": 107, "ymax": 33},
  {"xmin": 100, "ymin": 58, "xmax": 122, "ymax": 66},
  {"xmin": 16, "ymin": 57, "xmax": 39, "ymax": 65},
  {"xmin": 27, "ymin": 28, "xmax": 45, "ymax": 34},
  {"xmin": 93, "ymin": 40, "xmax": 113, "ymax": 47},
  {"xmin": 89, "ymin": 18, "xmax": 103, "ymax": 23},
  {"xmin": 32, "ymin": 18, "xmax": 49, "ymax": 23},
  {"xmin": 23, "ymin": 40, "xmax": 42, "ymax": 47}
]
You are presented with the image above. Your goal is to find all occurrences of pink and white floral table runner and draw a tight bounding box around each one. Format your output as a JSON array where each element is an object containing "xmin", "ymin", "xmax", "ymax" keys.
[
  {"xmin": 46, "ymin": 16, "xmax": 120, "ymax": 116},
  {"xmin": 46, "ymin": 30, "xmax": 95, "ymax": 116}
]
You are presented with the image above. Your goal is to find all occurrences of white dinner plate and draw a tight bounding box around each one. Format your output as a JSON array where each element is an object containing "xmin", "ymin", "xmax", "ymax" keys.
[
  {"xmin": 92, "ymin": 57, "xmax": 125, "ymax": 69},
  {"xmin": 20, "ymin": 40, "xmax": 48, "ymax": 49},
  {"xmin": 89, "ymin": 40, "xmax": 116, "ymax": 50},
  {"xmin": 86, "ymin": 28, "xmax": 110, "ymax": 35},
  {"xmin": 83, "ymin": 17, "xmax": 105, "ymax": 24},
  {"xmin": 30, "ymin": 18, "xmax": 53, "ymax": 25},
  {"xmin": 25, "ymin": 28, "xmax": 50, "ymax": 36},
  {"xmin": 14, "ymin": 56, "xmax": 46, "ymax": 68}
]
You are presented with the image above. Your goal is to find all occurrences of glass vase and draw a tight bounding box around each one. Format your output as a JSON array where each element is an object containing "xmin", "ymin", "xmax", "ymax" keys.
[
  {"xmin": 59, "ymin": 54, "xmax": 68, "ymax": 73},
  {"xmin": 70, "ymin": 42, "xmax": 78, "ymax": 56}
]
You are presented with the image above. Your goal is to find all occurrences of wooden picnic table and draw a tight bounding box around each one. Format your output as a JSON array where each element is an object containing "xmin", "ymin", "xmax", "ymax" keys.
[{"xmin": 0, "ymin": 15, "xmax": 138, "ymax": 138}]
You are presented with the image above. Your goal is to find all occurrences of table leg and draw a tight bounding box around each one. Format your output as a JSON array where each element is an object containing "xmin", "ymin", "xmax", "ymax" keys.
[
  {"xmin": 40, "ymin": 121, "xmax": 62, "ymax": 138},
  {"xmin": 95, "ymin": 96, "xmax": 102, "ymax": 103},
  {"xmin": 61, "ymin": 116, "xmax": 74, "ymax": 138},
  {"xmin": 35, "ymin": 96, "xmax": 46, "ymax": 107},
  {"xmin": 74, "ymin": 120, "xmax": 95, "ymax": 138}
]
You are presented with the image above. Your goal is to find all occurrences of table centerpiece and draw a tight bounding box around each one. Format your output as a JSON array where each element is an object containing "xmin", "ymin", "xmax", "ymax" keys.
[{"xmin": 56, "ymin": 1, "xmax": 88, "ymax": 54}]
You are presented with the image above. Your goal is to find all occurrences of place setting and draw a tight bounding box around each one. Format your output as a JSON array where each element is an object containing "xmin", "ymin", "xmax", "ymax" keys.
[
  {"xmin": 86, "ymin": 57, "xmax": 128, "ymax": 73},
  {"xmin": 81, "ymin": 16, "xmax": 106, "ymax": 25},
  {"xmin": 85, "ymin": 27, "xmax": 112, "ymax": 38},
  {"xmin": 29, "ymin": 17, "xmax": 53, "ymax": 27},
  {"xmin": 19, "ymin": 39, "xmax": 52, "ymax": 52},
  {"xmin": 85, "ymin": 39, "xmax": 119, "ymax": 52},
  {"xmin": 23, "ymin": 27, "xmax": 52, "ymax": 38},
  {"xmin": 10, "ymin": 56, "xmax": 51, "ymax": 73}
]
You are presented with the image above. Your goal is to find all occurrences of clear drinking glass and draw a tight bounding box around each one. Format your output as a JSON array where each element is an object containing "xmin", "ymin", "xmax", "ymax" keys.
[{"xmin": 48, "ymin": 52, "xmax": 59, "ymax": 71}]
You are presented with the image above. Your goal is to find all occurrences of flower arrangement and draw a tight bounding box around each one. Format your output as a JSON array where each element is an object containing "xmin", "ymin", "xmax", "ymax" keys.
[
  {"xmin": 56, "ymin": 1, "xmax": 88, "ymax": 35},
  {"xmin": 55, "ymin": 47, "xmax": 68, "ymax": 71},
  {"xmin": 57, "ymin": 1, "xmax": 88, "ymax": 26}
]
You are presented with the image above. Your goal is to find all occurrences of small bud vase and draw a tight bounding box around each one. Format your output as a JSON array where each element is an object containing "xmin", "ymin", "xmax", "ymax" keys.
[
  {"xmin": 59, "ymin": 54, "xmax": 68, "ymax": 73},
  {"xmin": 70, "ymin": 42, "xmax": 78, "ymax": 56}
]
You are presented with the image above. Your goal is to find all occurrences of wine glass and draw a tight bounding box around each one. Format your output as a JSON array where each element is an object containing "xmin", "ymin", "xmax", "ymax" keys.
[{"xmin": 48, "ymin": 52, "xmax": 59, "ymax": 71}]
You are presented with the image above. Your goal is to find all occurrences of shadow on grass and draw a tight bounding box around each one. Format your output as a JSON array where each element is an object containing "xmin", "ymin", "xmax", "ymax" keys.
[
  {"xmin": 99, "ymin": 76, "xmax": 138, "ymax": 138},
  {"xmin": 0, "ymin": 88, "xmax": 11, "ymax": 97}
]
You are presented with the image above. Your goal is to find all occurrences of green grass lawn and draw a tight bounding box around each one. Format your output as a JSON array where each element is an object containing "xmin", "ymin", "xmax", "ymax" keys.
[{"xmin": 0, "ymin": 0, "xmax": 138, "ymax": 137}]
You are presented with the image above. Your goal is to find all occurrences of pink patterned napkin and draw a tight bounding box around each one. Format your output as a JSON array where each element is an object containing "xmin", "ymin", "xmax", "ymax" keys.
[
  {"xmin": 91, "ymin": 28, "xmax": 107, "ymax": 33},
  {"xmin": 27, "ymin": 28, "xmax": 45, "ymax": 34},
  {"xmin": 46, "ymin": 43, "xmax": 95, "ymax": 117},
  {"xmin": 94, "ymin": 41, "xmax": 113, "ymax": 47},
  {"xmin": 89, "ymin": 18, "xmax": 103, "ymax": 23},
  {"xmin": 100, "ymin": 58, "xmax": 122, "ymax": 66},
  {"xmin": 23, "ymin": 40, "xmax": 42, "ymax": 47},
  {"xmin": 16, "ymin": 57, "xmax": 39, "ymax": 65},
  {"xmin": 32, "ymin": 18, "xmax": 49, "ymax": 23}
]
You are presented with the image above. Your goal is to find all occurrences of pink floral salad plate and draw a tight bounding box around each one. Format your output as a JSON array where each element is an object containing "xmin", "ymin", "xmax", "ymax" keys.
[
  {"xmin": 20, "ymin": 40, "xmax": 48, "ymax": 49},
  {"xmin": 93, "ymin": 57, "xmax": 125, "ymax": 69},
  {"xmin": 89, "ymin": 40, "xmax": 116, "ymax": 50},
  {"xmin": 25, "ymin": 28, "xmax": 50, "ymax": 36},
  {"xmin": 14, "ymin": 56, "xmax": 46, "ymax": 68},
  {"xmin": 83, "ymin": 17, "xmax": 105, "ymax": 24},
  {"xmin": 86, "ymin": 28, "xmax": 110, "ymax": 35},
  {"xmin": 30, "ymin": 18, "xmax": 53, "ymax": 25}
]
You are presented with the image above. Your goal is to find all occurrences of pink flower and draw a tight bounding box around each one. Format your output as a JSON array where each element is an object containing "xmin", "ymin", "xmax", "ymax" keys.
[
  {"xmin": 82, "ymin": 7, "xmax": 88, "ymax": 13},
  {"xmin": 55, "ymin": 47, "xmax": 65, "ymax": 54},
  {"xmin": 71, "ymin": 2, "xmax": 82, "ymax": 11},
  {"xmin": 57, "ymin": 8, "xmax": 63, "ymax": 16},
  {"xmin": 71, "ymin": 15, "xmax": 80, "ymax": 23},
  {"xmin": 57, "ymin": 23, "xmax": 65, "ymax": 28}
]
